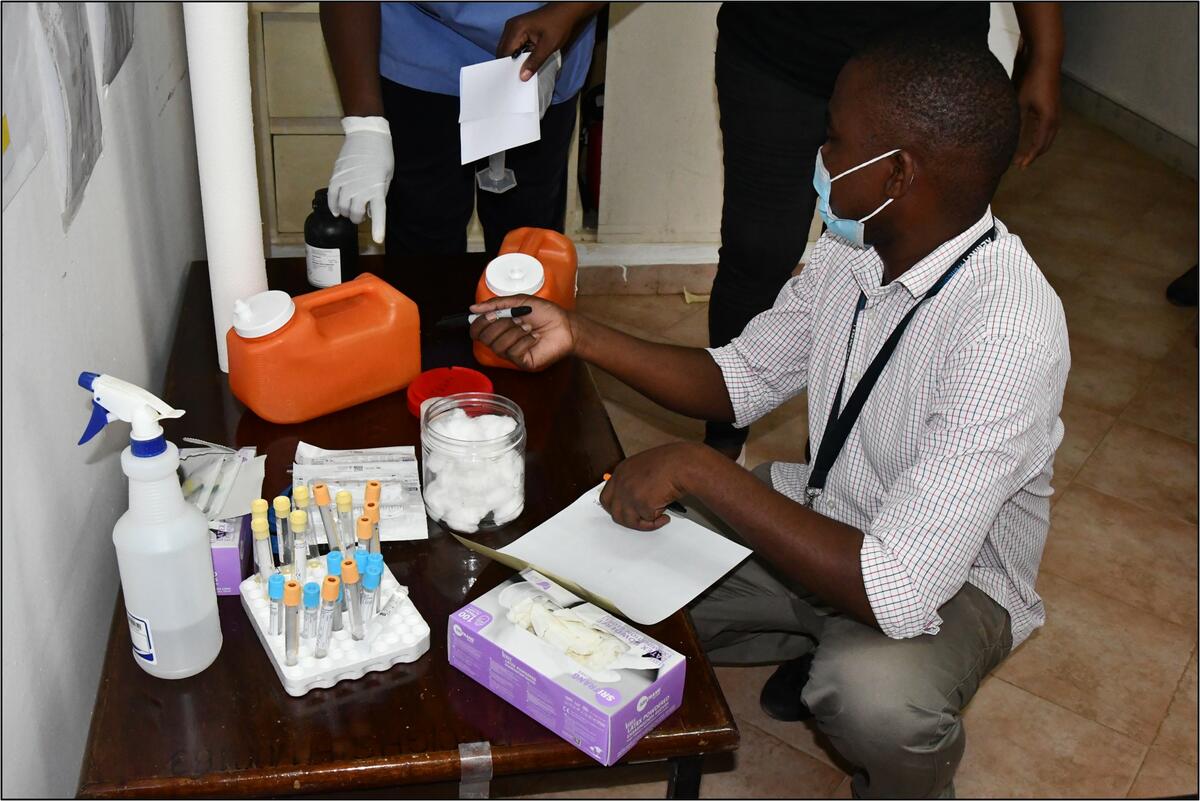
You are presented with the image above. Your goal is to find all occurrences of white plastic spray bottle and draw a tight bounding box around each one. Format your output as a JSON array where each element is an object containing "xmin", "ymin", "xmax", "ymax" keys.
[{"xmin": 77, "ymin": 372, "xmax": 223, "ymax": 679}]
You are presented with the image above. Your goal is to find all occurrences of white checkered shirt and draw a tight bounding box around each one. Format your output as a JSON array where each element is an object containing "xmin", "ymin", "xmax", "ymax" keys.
[{"xmin": 708, "ymin": 209, "xmax": 1069, "ymax": 645}]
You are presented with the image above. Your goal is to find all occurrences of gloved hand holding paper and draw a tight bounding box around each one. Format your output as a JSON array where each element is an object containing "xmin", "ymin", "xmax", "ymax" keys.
[{"xmin": 459, "ymin": 50, "xmax": 562, "ymax": 165}]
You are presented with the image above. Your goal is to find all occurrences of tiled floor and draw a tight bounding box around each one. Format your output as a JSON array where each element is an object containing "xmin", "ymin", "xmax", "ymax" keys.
[{"xmin": 528, "ymin": 111, "xmax": 1198, "ymax": 798}]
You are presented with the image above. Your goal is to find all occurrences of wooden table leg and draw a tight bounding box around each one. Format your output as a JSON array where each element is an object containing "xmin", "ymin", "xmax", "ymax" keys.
[{"xmin": 666, "ymin": 755, "xmax": 703, "ymax": 799}]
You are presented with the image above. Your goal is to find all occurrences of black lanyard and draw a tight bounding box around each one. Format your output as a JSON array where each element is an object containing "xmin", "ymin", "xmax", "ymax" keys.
[{"xmin": 803, "ymin": 226, "xmax": 996, "ymax": 507}]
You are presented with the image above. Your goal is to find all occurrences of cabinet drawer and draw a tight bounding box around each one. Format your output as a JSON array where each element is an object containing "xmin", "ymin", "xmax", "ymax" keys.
[
  {"xmin": 263, "ymin": 13, "xmax": 343, "ymax": 118},
  {"xmin": 273, "ymin": 134, "xmax": 345, "ymax": 233}
]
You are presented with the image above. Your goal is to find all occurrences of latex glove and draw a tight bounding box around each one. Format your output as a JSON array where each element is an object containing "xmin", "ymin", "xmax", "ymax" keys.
[{"xmin": 328, "ymin": 116, "xmax": 393, "ymax": 243}]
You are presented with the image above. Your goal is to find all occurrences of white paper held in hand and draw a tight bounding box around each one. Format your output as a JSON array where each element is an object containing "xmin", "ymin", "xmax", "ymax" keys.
[{"xmin": 458, "ymin": 51, "xmax": 562, "ymax": 165}]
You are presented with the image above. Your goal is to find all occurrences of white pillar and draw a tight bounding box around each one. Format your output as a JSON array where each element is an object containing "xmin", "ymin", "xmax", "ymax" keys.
[{"xmin": 183, "ymin": 2, "xmax": 268, "ymax": 373}]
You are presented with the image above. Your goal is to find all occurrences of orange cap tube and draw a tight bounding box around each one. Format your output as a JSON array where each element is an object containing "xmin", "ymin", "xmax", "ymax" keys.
[
  {"xmin": 313, "ymin": 482, "xmax": 331, "ymax": 506},
  {"xmin": 365, "ymin": 501, "xmax": 380, "ymax": 524},
  {"xmin": 284, "ymin": 580, "xmax": 302, "ymax": 606},
  {"xmin": 322, "ymin": 575, "xmax": 341, "ymax": 601},
  {"xmin": 357, "ymin": 516, "xmax": 373, "ymax": 544},
  {"xmin": 341, "ymin": 558, "xmax": 360, "ymax": 585},
  {"xmin": 365, "ymin": 480, "xmax": 382, "ymax": 505}
]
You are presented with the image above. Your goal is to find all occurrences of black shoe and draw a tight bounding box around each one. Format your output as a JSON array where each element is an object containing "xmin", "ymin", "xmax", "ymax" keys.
[
  {"xmin": 1166, "ymin": 265, "xmax": 1198, "ymax": 307},
  {"xmin": 759, "ymin": 653, "xmax": 815, "ymax": 721}
]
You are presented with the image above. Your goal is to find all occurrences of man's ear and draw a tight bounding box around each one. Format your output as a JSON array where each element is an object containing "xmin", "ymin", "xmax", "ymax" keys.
[{"xmin": 884, "ymin": 150, "xmax": 917, "ymax": 199}]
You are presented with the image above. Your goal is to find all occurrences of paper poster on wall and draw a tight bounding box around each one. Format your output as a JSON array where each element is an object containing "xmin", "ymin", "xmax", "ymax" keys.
[
  {"xmin": 102, "ymin": 3, "xmax": 135, "ymax": 86},
  {"xmin": 1, "ymin": 3, "xmax": 48, "ymax": 210},
  {"xmin": 36, "ymin": 2, "xmax": 103, "ymax": 229}
]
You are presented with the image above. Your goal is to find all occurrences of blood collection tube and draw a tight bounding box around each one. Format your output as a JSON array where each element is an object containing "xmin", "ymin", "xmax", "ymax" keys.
[
  {"xmin": 267, "ymin": 573, "xmax": 285, "ymax": 636},
  {"xmin": 289, "ymin": 509, "xmax": 309, "ymax": 584},
  {"xmin": 342, "ymin": 558, "xmax": 365, "ymax": 640},
  {"xmin": 252, "ymin": 517, "xmax": 274, "ymax": 584},
  {"xmin": 273, "ymin": 496, "xmax": 292, "ymax": 575},
  {"xmin": 284, "ymin": 580, "xmax": 301, "ymax": 666},
  {"xmin": 294, "ymin": 484, "xmax": 322, "ymax": 566},
  {"xmin": 326, "ymin": 551, "xmax": 344, "ymax": 631},
  {"xmin": 315, "ymin": 575, "xmax": 340, "ymax": 659},
  {"xmin": 302, "ymin": 581, "xmax": 320, "ymax": 638},
  {"xmin": 335, "ymin": 491, "xmax": 355, "ymax": 553},
  {"xmin": 354, "ymin": 550, "xmax": 368, "ymax": 589},
  {"xmin": 368, "ymin": 552, "xmax": 384, "ymax": 613},
  {"xmin": 364, "ymin": 500, "xmax": 382, "ymax": 554},
  {"xmin": 355, "ymin": 515, "xmax": 372, "ymax": 557},
  {"xmin": 251, "ymin": 498, "xmax": 269, "ymax": 524},
  {"xmin": 313, "ymin": 482, "xmax": 338, "ymax": 553},
  {"xmin": 365, "ymin": 480, "xmax": 381, "ymax": 506},
  {"xmin": 361, "ymin": 563, "xmax": 382, "ymax": 623}
]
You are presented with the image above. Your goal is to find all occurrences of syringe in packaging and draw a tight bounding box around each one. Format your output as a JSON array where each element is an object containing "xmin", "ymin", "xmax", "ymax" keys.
[
  {"xmin": 268, "ymin": 573, "xmax": 285, "ymax": 635},
  {"xmin": 290, "ymin": 509, "xmax": 309, "ymax": 584},
  {"xmin": 342, "ymin": 558, "xmax": 365, "ymax": 641},
  {"xmin": 315, "ymin": 575, "xmax": 339, "ymax": 658},
  {"xmin": 273, "ymin": 496, "xmax": 292, "ymax": 574},
  {"xmin": 284, "ymin": 580, "xmax": 301, "ymax": 666},
  {"xmin": 252, "ymin": 516, "xmax": 274, "ymax": 584},
  {"xmin": 302, "ymin": 581, "xmax": 319, "ymax": 638}
]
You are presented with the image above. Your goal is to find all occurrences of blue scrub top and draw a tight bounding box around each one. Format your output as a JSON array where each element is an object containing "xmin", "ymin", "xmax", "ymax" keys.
[{"xmin": 380, "ymin": 3, "xmax": 597, "ymax": 104}]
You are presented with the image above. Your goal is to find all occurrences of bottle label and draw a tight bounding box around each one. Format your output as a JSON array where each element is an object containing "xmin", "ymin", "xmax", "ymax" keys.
[
  {"xmin": 306, "ymin": 245, "xmax": 342, "ymax": 288},
  {"xmin": 127, "ymin": 611, "xmax": 156, "ymax": 664}
]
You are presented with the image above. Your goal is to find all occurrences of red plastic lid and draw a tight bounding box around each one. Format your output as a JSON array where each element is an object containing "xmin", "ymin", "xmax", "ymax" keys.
[{"xmin": 406, "ymin": 367, "xmax": 494, "ymax": 417}]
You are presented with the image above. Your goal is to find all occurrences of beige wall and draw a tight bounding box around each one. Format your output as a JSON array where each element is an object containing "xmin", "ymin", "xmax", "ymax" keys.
[{"xmin": 596, "ymin": 3, "xmax": 1020, "ymax": 248}]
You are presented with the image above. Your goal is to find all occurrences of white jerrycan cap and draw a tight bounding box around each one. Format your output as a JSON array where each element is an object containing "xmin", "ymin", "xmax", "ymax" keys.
[
  {"xmin": 232, "ymin": 290, "xmax": 295, "ymax": 338},
  {"xmin": 485, "ymin": 253, "xmax": 544, "ymax": 296}
]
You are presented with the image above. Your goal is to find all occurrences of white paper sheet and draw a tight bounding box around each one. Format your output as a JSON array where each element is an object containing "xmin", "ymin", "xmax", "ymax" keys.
[
  {"xmin": 458, "ymin": 51, "xmax": 561, "ymax": 165},
  {"xmin": 493, "ymin": 484, "xmax": 752, "ymax": 625},
  {"xmin": 1, "ymin": 3, "xmax": 48, "ymax": 210}
]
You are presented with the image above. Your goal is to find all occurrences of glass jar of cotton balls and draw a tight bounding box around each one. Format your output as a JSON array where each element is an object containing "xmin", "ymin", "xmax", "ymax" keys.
[{"xmin": 420, "ymin": 393, "xmax": 526, "ymax": 534}]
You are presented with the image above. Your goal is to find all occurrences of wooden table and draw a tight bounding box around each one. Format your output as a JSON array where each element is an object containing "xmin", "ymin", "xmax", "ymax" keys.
[{"xmin": 76, "ymin": 254, "xmax": 738, "ymax": 799}]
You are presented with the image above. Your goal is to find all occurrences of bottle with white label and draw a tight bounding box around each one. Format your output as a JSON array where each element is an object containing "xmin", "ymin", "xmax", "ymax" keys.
[
  {"xmin": 77, "ymin": 372, "xmax": 223, "ymax": 679},
  {"xmin": 304, "ymin": 187, "xmax": 360, "ymax": 289}
]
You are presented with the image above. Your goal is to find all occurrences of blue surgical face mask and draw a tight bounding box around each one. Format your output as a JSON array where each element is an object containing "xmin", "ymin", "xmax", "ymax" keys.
[{"xmin": 813, "ymin": 148, "xmax": 902, "ymax": 249}]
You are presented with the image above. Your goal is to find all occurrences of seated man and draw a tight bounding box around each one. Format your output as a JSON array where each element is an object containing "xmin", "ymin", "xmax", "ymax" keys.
[{"xmin": 469, "ymin": 31, "xmax": 1069, "ymax": 799}]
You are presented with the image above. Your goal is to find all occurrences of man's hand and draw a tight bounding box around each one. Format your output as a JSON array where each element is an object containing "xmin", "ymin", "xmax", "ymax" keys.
[
  {"xmin": 1011, "ymin": 3, "xmax": 1064, "ymax": 169},
  {"xmin": 599, "ymin": 443, "xmax": 713, "ymax": 531},
  {"xmin": 496, "ymin": 3, "xmax": 604, "ymax": 81},
  {"xmin": 1011, "ymin": 45, "xmax": 1061, "ymax": 169},
  {"xmin": 328, "ymin": 117, "xmax": 394, "ymax": 244},
  {"xmin": 469, "ymin": 295, "xmax": 577, "ymax": 371}
]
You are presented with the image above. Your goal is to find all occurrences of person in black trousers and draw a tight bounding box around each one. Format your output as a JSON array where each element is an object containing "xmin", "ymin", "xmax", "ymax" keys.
[{"xmin": 705, "ymin": 3, "xmax": 1065, "ymax": 460}]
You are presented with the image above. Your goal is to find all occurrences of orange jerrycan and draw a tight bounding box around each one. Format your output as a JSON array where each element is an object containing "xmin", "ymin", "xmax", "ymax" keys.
[
  {"xmin": 474, "ymin": 227, "xmax": 578, "ymax": 370},
  {"xmin": 227, "ymin": 273, "xmax": 421, "ymax": 423}
]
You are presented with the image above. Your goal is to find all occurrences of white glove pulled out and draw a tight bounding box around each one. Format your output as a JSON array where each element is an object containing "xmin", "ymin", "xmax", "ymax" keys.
[{"xmin": 328, "ymin": 116, "xmax": 394, "ymax": 244}]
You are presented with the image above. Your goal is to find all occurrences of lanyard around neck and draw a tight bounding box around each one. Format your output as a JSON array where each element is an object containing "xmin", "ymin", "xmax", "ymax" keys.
[{"xmin": 803, "ymin": 226, "xmax": 997, "ymax": 508}]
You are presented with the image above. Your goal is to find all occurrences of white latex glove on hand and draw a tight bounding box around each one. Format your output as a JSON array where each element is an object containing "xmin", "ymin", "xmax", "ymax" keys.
[{"xmin": 328, "ymin": 116, "xmax": 394, "ymax": 244}]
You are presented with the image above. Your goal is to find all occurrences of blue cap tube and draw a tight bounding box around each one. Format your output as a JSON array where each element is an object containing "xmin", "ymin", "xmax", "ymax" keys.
[
  {"xmin": 354, "ymin": 550, "xmax": 368, "ymax": 575},
  {"xmin": 268, "ymin": 573, "xmax": 285, "ymax": 601},
  {"xmin": 363, "ymin": 564, "xmax": 382, "ymax": 592},
  {"xmin": 303, "ymin": 581, "xmax": 320, "ymax": 608},
  {"xmin": 368, "ymin": 552, "xmax": 384, "ymax": 571},
  {"xmin": 326, "ymin": 551, "xmax": 343, "ymax": 575}
]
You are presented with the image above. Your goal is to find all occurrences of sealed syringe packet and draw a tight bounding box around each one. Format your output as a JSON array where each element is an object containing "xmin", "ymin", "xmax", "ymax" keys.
[
  {"xmin": 448, "ymin": 569, "xmax": 686, "ymax": 766},
  {"xmin": 291, "ymin": 441, "xmax": 427, "ymax": 541}
]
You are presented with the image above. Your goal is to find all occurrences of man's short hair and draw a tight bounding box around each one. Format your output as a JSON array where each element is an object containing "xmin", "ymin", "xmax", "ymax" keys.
[{"xmin": 851, "ymin": 30, "xmax": 1021, "ymax": 213}]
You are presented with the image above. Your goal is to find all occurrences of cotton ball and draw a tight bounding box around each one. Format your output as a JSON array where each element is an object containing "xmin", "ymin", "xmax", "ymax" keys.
[{"xmin": 493, "ymin": 494, "xmax": 523, "ymax": 525}]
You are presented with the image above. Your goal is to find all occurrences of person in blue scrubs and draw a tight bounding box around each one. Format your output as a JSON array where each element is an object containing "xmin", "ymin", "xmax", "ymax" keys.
[{"xmin": 321, "ymin": 3, "xmax": 602, "ymax": 256}]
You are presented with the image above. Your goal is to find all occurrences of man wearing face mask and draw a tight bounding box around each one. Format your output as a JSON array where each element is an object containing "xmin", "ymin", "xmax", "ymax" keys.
[
  {"xmin": 704, "ymin": 2, "xmax": 1064, "ymax": 463},
  {"xmin": 467, "ymin": 32, "xmax": 1069, "ymax": 798}
]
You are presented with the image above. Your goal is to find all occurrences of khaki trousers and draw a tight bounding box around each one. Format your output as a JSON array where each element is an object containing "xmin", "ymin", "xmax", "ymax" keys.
[{"xmin": 687, "ymin": 463, "xmax": 1013, "ymax": 799}]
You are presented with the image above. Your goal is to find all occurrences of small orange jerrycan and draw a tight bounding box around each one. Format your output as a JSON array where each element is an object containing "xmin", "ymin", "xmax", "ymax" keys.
[
  {"xmin": 227, "ymin": 273, "xmax": 421, "ymax": 423},
  {"xmin": 474, "ymin": 227, "xmax": 578, "ymax": 370}
]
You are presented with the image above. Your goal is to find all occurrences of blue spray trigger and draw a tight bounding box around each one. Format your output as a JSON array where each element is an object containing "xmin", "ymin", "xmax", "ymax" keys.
[{"xmin": 79, "ymin": 400, "xmax": 112, "ymax": 445}]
